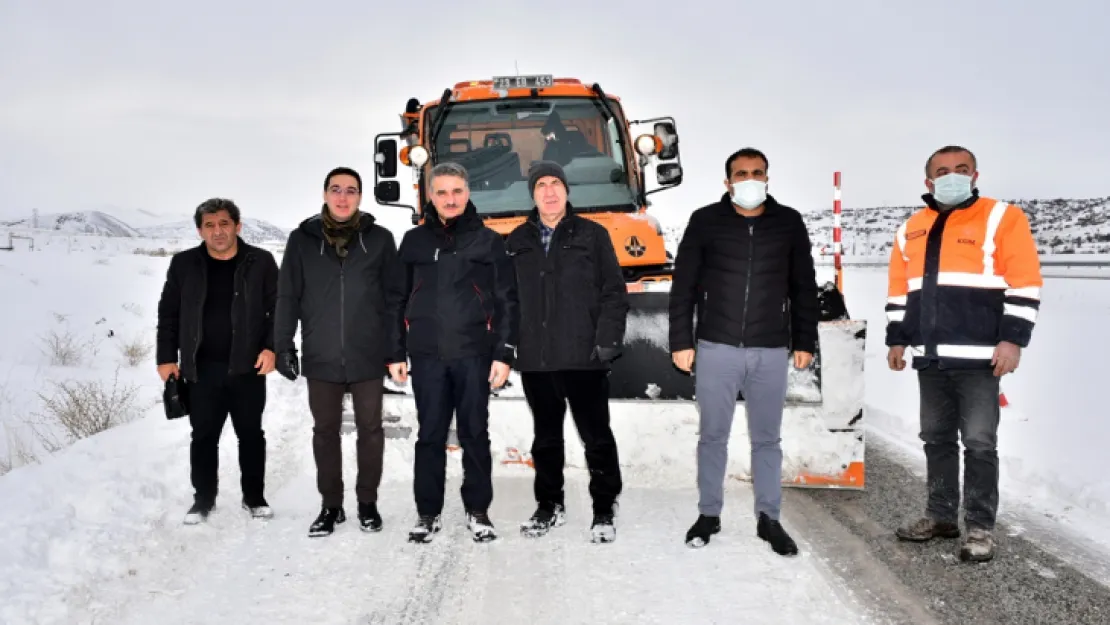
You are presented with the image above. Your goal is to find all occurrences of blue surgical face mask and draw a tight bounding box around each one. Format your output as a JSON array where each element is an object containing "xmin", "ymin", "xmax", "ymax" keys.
[{"xmin": 931, "ymin": 173, "xmax": 973, "ymax": 206}]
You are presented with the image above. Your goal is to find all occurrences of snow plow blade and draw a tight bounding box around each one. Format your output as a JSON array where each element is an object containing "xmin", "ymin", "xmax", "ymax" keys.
[{"xmin": 380, "ymin": 283, "xmax": 867, "ymax": 489}]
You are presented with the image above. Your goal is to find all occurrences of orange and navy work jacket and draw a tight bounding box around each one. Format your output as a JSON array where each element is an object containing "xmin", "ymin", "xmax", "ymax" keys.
[{"xmin": 886, "ymin": 193, "xmax": 1043, "ymax": 369}]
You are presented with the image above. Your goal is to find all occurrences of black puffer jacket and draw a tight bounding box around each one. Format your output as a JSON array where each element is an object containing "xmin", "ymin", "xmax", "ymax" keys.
[
  {"xmin": 392, "ymin": 200, "xmax": 518, "ymax": 364},
  {"xmin": 156, "ymin": 239, "xmax": 279, "ymax": 382},
  {"xmin": 274, "ymin": 211, "xmax": 404, "ymax": 384},
  {"xmin": 668, "ymin": 193, "xmax": 819, "ymax": 354},
  {"xmin": 505, "ymin": 204, "xmax": 628, "ymax": 371}
]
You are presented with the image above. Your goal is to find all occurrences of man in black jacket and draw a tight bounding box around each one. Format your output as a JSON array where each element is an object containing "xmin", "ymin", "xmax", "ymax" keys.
[
  {"xmin": 156, "ymin": 198, "xmax": 279, "ymax": 525},
  {"xmin": 274, "ymin": 167, "xmax": 406, "ymax": 538},
  {"xmin": 387, "ymin": 161, "xmax": 518, "ymax": 544},
  {"xmin": 506, "ymin": 161, "xmax": 629, "ymax": 544},
  {"xmin": 668, "ymin": 148, "xmax": 819, "ymax": 556}
]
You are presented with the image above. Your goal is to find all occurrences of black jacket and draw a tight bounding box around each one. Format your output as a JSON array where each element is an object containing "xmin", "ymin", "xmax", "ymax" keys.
[
  {"xmin": 392, "ymin": 200, "xmax": 518, "ymax": 364},
  {"xmin": 668, "ymin": 193, "xmax": 819, "ymax": 354},
  {"xmin": 505, "ymin": 204, "xmax": 629, "ymax": 371},
  {"xmin": 156, "ymin": 239, "xmax": 279, "ymax": 382},
  {"xmin": 274, "ymin": 211, "xmax": 405, "ymax": 384}
]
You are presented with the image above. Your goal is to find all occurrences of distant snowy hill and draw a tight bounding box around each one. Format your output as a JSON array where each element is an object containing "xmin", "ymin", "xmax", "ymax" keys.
[
  {"xmin": 0, "ymin": 210, "xmax": 290, "ymax": 246},
  {"xmin": 138, "ymin": 218, "xmax": 288, "ymax": 245},
  {"xmin": 802, "ymin": 196, "xmax": 1110, "ymax": 256},
  {"xmin": 0, "ymin": 211, "xmax": 142, "ymax": 238}
]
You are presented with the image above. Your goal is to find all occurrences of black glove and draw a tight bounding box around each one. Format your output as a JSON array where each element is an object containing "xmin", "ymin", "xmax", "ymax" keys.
[
  {"xmin": 277, "ymin": 349, "xmax": 300, "ymax": 381},
  {"xmin": 594, "ymin": 345, "xmax": 622, "ymax": 364}
]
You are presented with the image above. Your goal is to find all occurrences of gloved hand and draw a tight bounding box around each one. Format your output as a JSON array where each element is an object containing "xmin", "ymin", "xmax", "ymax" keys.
[
  {"xmin": 594, "ymin": 345, "xmax": 622, "ymax": 364},
  {"xmin": 276, "ymin": 349, "xmax": 300, "ymax": 381}
]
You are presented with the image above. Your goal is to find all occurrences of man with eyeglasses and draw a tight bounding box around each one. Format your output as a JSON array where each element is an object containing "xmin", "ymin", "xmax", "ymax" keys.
[{"xmin": 274, "ymin": 166, "xmax": 407, "ymax": 538}]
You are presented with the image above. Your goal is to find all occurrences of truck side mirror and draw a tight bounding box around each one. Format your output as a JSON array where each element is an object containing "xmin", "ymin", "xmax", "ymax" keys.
[
  {"xmin": 375, "ymin": 181, "xmax": 400, "ymax": 203},
  {"xmin": 654, "ymin": 122, "xmax": 679, "ymax": 160},
  {"xmin": 376, "ymin": 138, "xmax": 398, "ymax": 179},
  {"xmin": 657, "ymin": 163, "xmax": 682, "ymax": 186}
]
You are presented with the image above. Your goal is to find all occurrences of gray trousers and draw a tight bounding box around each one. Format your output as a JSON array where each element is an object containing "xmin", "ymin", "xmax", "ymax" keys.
[{"xmin": 694, "ymin": 340, "xmax": 789, "ymax": 519}]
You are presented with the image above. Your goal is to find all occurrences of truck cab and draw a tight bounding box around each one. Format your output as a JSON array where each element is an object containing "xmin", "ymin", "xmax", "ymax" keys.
[{"xmin": 371, "ymin": 75, "xmax": 684, "ymax": 284}]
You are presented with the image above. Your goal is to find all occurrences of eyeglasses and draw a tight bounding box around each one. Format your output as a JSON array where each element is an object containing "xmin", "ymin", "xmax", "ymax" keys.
[{"xmin": 328, "ymin": 186, "xmax": 360, "ymax": 196}]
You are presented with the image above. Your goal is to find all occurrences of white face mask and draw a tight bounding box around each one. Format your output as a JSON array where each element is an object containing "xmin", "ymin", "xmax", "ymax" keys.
[
  {"xmin": 730, "ymin": 180, "xmax": 767, "ymax": 210},
  {"xmin": 931, "ymin": 173, "xmax": 974, "ymax": 206}
]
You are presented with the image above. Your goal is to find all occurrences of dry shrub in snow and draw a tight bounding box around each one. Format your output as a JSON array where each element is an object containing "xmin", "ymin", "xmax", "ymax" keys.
[
  {"xmin": 32, "ymin": 370, "xmax": 141, "ymax": 448},
  {"xmin": 39, "ymin": 327, "xmax": 85, "ymax": 367},
  {"xmin": 117, "ymin": 335, "xmax": 153, "ymax": 367}
]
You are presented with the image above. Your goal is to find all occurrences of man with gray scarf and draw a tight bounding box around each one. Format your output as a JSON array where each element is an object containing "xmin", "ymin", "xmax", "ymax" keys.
[{"xmin": 274, "ymin": 166, "xmax": 407, "ymax": 538}]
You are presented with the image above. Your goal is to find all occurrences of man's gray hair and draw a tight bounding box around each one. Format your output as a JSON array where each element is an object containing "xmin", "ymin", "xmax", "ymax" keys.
[{"xmin": 429, "ymin": 161, "xmax": 469, "ymax": 187}]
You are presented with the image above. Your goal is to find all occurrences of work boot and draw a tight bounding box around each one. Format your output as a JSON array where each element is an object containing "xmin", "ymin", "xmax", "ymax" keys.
[
  {"xmin": 895, "ymin": 516, "xmax": 961, "ymax": 542},
  {"xmin": 959, "ymin": 528, "xmax": 996, "ymax": 562},
  {"xmin": 757, "ymin": 512, "xmax": 799, "ymax": 556}
]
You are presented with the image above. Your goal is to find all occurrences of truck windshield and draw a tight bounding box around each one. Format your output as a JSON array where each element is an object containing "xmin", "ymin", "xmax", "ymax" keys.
[{"xmin": 427, "ymin": 97, "xmax": 637, "ymax": 215}]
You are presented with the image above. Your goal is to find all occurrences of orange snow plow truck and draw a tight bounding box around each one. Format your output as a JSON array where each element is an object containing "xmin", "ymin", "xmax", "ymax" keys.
[{"xmin": 372, "ymin": 75, "xmax": 868, "ymax": 489}]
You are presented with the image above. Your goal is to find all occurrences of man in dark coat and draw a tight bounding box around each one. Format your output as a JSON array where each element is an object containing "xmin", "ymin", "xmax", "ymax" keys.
[
  {"xmin": 387, "ymin": 161, "xmax": 519, "ymax": 544},
  {"xmin": 669, "ymin": 147, "xmax": 819, "ymax": 556},
  {"xmin": 156, "ymin": 198, "xmax": 279, "ymax": 525},
  {"xmin": 274, "ymin": 166, "xmax": 406, "ymax": 538},
  {"xmin": 505, "ymin": 160, "xmax": 629, "ymax": 544}
]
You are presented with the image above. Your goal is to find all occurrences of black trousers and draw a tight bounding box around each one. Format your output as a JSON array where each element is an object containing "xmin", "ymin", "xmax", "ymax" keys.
[
  {"xmin": 917, "ymin": 365, "xmax": 1001, "ymax": 530},
  {"xmin": 521, "ymin": 370, "xmax": 622, "ymax": 515},
  {"xmin": 411, "ymin": 355, "xmax": 493, "ymax": 516},
  {"xmin": 189, "ymin": 360, "xmax": 267, "ymax": 506},
  {"xmin": 306, "ymin": 378, "xmax": 385, "ymax": 508}
]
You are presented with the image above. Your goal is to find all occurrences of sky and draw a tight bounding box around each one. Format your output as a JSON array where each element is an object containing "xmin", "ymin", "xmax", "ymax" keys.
[{"xmin": 1, "ymin": 0, "xmax": 1108, "ymax": 233}]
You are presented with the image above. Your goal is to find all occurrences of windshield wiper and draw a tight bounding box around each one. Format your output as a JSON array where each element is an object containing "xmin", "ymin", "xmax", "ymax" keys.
[{"xmin": 428, "ymin": 87, "xmax": 454, "ymax": 161}]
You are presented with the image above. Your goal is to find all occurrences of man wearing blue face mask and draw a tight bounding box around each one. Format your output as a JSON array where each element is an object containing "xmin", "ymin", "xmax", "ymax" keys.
[
  {"xmin": 669, "ymin": 147, "xmax": 819, "ymax": 555},
  {"xmin": 886, "ymin": 145, "xmax": 1042, "ymax": 562}
]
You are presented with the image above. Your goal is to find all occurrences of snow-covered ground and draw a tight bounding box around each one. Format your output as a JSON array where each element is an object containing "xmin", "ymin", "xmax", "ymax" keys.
[
  {"xmin": 0, "ymin": 238, "xmax": 875, "ymax": 625},
  {"xmin": 1, "ymin": 233, "xmax": 1108, "ymax": 624}
]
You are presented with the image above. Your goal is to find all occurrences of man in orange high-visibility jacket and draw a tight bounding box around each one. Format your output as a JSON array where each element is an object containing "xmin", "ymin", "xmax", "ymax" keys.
[{"xmin": 885, "ymin": 145, "xmax": 1042, "ymax": 563}]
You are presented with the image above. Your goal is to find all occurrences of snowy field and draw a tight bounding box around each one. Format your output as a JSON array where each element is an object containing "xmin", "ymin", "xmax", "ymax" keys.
[{"xmin": 1, "ymin": 233, "xmax": 1108, "ymax": 623}]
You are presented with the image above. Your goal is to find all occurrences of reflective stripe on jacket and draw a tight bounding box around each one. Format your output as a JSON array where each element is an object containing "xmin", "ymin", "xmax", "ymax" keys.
[{"xmin": 885, "ymin": 193, "xmax": 1042, "ymax": 369}]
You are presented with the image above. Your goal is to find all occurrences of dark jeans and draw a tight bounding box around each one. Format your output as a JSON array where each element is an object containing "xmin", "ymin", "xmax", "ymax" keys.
[
  {"xmin": 411, "ymin": 355, "xmax": 493, "ymax": 516},
  {"xmin": 189, "ymin": 360, "xmax": 267, "ymax": 506},
  {"xmin": 521, "ymin": 370, "xmax": 622, "ymax": 515},
  {"xmin": 917, "ymin": 365, "xmax": 1001, "ymax": 530},
  {"xmin": 306, "ymin": 378, "xmax": 384, "ymax": 508}
]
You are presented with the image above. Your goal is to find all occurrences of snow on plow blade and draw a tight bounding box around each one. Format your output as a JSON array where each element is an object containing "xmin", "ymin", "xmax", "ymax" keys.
[{"xmin": 380, "ymin": 286, "xmax": 867, "ymax": 489}]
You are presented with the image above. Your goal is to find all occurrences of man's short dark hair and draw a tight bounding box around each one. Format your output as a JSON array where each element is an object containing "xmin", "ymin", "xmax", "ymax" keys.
[
  {"xmin": 725, "ymin": 148, "xmax": 769, "ymax": 177},
  {"xmin": 925, "ymin": 145, "xmax": 976, "ymax": 176},
  {"xmin": 194, "ymin": 198, "xmax": 241, "ymax": 228},
  {"xmin": 325, "ymin": 166, "xmax": 362, "ymax": 192}
]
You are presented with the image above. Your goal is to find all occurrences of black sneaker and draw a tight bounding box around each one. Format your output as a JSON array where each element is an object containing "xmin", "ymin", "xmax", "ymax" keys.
[
  {"xmin": 183, "ymin": 500, "xmax": 214, "ymax": 525},
  {"xmin": 358, "ymin": 502, "xmax": 383, "ymax": 532},
  {"xmin": 757, "ymin": 512, "xmax": 798, "ymax": 556},
  {"xmin": 685, "ymin": 514, "xmax": 721, "ymax": 548},
  {"xmin": 308, "ymin": 507, "xmax": 345, "ymax": 537},
  {"xmin": 590, "ymin": 511, "xmax": 616, "ymax": 544},
  {"xmin": 242, "ymin": 497, "xmax": 273, "ymax": 520},
  {"xmin": 466, "ymin": 510, "xmax": 497, "ymax": 543},
  {"xmin": 520, "ymin": 503, "xmax": 566, "ymax": 538},
  {"xmin": 408, "ymin": 514, "xmax": 442, "ymax": 543}
]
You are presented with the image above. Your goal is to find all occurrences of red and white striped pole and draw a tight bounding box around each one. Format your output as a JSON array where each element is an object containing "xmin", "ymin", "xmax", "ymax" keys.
[{"xmin": 833, "ymin": 171, "xmax": 844, "ymax": 293}]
